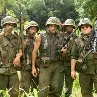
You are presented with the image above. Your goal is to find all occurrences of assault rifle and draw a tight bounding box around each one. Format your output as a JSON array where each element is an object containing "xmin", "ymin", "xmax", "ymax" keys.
[{"xmin": 63, "ymin": 27, "xmax": 78, "ymax": 48}]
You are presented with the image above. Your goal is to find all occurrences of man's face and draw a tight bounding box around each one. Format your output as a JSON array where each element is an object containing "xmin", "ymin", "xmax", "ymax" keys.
[
  {"xmin": 47, "ymin": 24, "xmax": 58, "ymax": 34},
  {"xmin": 4, "ymin": 23, "xmax": 14, "ymax": 33},
  {"xmin": 81, "ymin": 24, "xmax": 92, "ymax": 35},
  {"xmin": 65, "ymin": 25, "xmax": 73, "ymax": 32},
  {"xmin": 28, "ymin": 26, "xmax": 37, "ymax": 35}
]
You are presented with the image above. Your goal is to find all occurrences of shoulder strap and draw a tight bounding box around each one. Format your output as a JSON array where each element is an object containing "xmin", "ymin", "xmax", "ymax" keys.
[{"xmin": 40, "ymin": 32, "xmax": 47, "ymax": 44}]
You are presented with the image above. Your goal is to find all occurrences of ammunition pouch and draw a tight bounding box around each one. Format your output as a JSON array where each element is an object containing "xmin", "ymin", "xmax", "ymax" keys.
[
  {"xmin": 21, "ymin": 60, "xmax": 31, "ymax": 70},
  {"xmin": 76, "ymin": 61, "xmax": 88, "ymax": 73},
  {"xmin": 0, "ymin": 62, "xmax": 13, "ymax": 68},
  {"xmin": 76, "ymin": 62, "xmax": 83, "ymax": 73},
  {"xmin": 0, "ymin": 62, "xmax": 14, "ymax": 74}
]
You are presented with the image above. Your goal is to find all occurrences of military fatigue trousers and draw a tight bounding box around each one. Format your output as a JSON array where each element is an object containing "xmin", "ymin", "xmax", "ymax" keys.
[
  {"xmin": 79, "ymin": 72, "xmax": 97, "ymax": 97},
  {"xmin": 38, "ymin": 62, "xmax": 61, "ymax": 97},
  {"xmin": 20, "ymin": 70, "xmax": 39, "ymax": 96},
  {"xmin": 64, "ymin": 66, "xmax": 74, "ymax": 97},
  {"xmin": 58, "ymin": 65, "xmax": 74, "ymax": 97},
  {"xmin": 0, "ymin": 73, "xmax": 19, "ymax": 97}
]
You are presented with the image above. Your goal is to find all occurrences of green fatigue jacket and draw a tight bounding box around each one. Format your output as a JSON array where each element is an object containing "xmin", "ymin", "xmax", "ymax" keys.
[
  {"xmin": 0, "ymin": 32, "xmax": 19, "ymax": 75},
  {"xmin": 21, "ymin": 36, "xmax": 35, "ymax": 70},
  {"xmin": 71, "ymin": 34, "xmax": 97, "ymax": 74}
]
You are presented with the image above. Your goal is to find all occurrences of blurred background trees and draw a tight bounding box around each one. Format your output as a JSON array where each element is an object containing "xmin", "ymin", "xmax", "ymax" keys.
[{"xmin": 0, "ymin": 0, "xmax": 97, "ymax": 29}]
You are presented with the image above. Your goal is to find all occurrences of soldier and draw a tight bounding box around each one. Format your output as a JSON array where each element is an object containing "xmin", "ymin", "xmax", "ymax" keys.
[
  {"xmin": 71, "ymin": 18, "xmax": 97, "ymax": 97},
  {"xmin": 19, "ymin": 21, "xmax": 39, "ymax": 95},
  {"xmin": 60, "ymin": 19, "xmax": 76, "ymax": 97},
  {"xmin": 32, "ymin": 17, "xmax": 63, "ymax": 97},
  {"xmin": 0, "ymin": 16, "xmax": 22, "ymax": 97}
]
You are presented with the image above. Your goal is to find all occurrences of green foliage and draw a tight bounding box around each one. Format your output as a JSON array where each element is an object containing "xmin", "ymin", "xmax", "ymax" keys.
[
  {"xmin": 27, "ymin": 0, "xmax": 48, "ymax": 29},
  {"xmin": 74, "ymin": 0, "xmax": 97, "ymax": 19},
  {"xmin": 0, "ymin": 0, "xmax": 79, "ymax": 29},
  {"xmin": 82, "ymin": 0, "xmax": 97, "ymax": 19},
  {"xmin": 1, "ymin": 0, "xmax": 97, "ymax": 28},
  {"xmin": 0, "ymin": 89, "xmax": 10, "ymax": 97},
  {"xmin": 44, "ymin": 0, "xmax": 79, "ymax": 22}
]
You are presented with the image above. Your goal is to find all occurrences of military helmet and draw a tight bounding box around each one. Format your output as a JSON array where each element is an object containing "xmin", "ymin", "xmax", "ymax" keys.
[
  {"xmin": 78, "ymin": 18, "xmax": 92, "ymax": 30},
  {"xmin": 63, "ymin": 19, "xmax": 76, "ymax": 28},
  {"xmin": 1, "ymin": 16, "xmax": 17, "ymax": 27},
  {"xmin": 25, "ymin": 21, "xmax": 39, "ymax": 32},
  {"xmin": 46, "ymin": 17, "xmax": 60, "ymax": 27}
]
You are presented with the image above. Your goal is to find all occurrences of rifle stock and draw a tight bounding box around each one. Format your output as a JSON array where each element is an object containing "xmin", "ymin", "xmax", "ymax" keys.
[{"xmin": 20, "ymin": 15, "xmax": 25, "ymax": 60}]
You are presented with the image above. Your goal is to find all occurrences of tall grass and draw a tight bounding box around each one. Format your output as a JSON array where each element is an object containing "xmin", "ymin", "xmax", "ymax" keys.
[
  {"xmin": 1, "ymin": 73, "xmax": 97, "ymax": 97},
  {"xmin": 61, "ymin": 73, "xmax": 81, "ymax": 97}
]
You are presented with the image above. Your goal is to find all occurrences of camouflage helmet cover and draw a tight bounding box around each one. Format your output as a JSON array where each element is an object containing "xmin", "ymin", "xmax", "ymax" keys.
[
  {"xmin": 26, "ymin": 21, "xmax": 39, "ymax": 32},
  {"xmin": 46, "ymin": 17, "xmax": 60, "ymax": 27},
  {"xmin": 78, "ymin": 18, "xmax": 92, "ymax": 30},
  {"xmin": 63, "ymin": 19, "xmax": 76, "ymax": 28},
  {"xmin": 1, "ymin": 16, "xmax": 17, "ymax": 27}
]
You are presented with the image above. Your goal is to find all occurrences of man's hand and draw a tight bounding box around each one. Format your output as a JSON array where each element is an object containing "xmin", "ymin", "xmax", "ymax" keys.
[
  {"xmin": 71, "ymin": 70, "xmax": 76, "ymax": 80},
  {"xmin": 13, "ymin": 53, "xmax": 22, "ymax": 67},
  {"xmin": 32, "ymin": 66, "xmax": 38, "ymax": 77}
]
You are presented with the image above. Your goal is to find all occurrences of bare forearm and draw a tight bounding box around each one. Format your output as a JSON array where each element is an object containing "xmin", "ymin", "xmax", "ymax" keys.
[
  {"xmin": 32, "ymin": 34, "xmax": 41, "ymax": 68},
  {"xmin": 32, "ymin": 50, "xmax": 37, "ymax": 68},
  {"xmin": 71, "ymin": 59, "xmax": 76, "ymax": 72}
]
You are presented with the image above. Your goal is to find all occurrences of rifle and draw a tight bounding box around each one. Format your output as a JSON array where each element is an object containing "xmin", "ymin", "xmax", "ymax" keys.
[
  {"xmin": 20, "ymin": 13, "xmax": 25, "ymax": 61},
  {"xmin": 63, "ymin": 27, "xmax": 78, "ymax": 48}
]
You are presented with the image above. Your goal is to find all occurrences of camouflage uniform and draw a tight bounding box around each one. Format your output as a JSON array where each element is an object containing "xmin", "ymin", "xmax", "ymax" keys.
[
  {"xmin": 60, "ymin": 19, "xmax": 76, "ymax": 97},
  {"xmin": 20, "ymin": 21, "xmax": 39, "ymax": 95},
  {"xmin": 37, "ymin": 17, "xmax": 63, "ymax": 97},
  {"xmin": 71, "ymin": 18, "xmax": 97, "ymax": 97},
  {"xmin": 0, "ymin": 16, "xmax": 19, "ymax": 97}
]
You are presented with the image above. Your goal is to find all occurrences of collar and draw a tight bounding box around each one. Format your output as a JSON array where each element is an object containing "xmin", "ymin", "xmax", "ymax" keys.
[
  {"xmin": 81, "ymin": 34, "xmax": 89, "ymax": 41},
  {"xmin": 46, "ymin": 30, "xmax": 57, "ymax": 37}
]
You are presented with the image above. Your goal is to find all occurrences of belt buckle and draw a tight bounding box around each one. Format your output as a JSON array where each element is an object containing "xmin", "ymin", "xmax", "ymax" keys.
[{"xmin": 41, "ymin": 57, "xmax": 50, "ymax": 67}]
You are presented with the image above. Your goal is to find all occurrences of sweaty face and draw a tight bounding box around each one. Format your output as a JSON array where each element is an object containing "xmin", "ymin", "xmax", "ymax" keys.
[
  {"xmin": 81, "ymin": 24, "xmax": 92, "ymax": 35},
  {"xmin": 4, "ymin": 23, "xmax": 14, "ymax": 33},
  {"xmin": 47, "ymin": 24, "xmax": 58, "ymax": 34},
  {"xmin": 65, "ymin": 25, "xmax": 73, "ymax": 32},
  {"xmin": 28, "ymin": 26, "xmax": 37, "ymax": 36}
]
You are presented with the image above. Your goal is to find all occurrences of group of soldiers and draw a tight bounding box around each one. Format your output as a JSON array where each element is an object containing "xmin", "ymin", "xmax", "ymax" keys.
[{"xmin": 0, "ymin": 15, "xmax": 97, "ymax": 97}]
